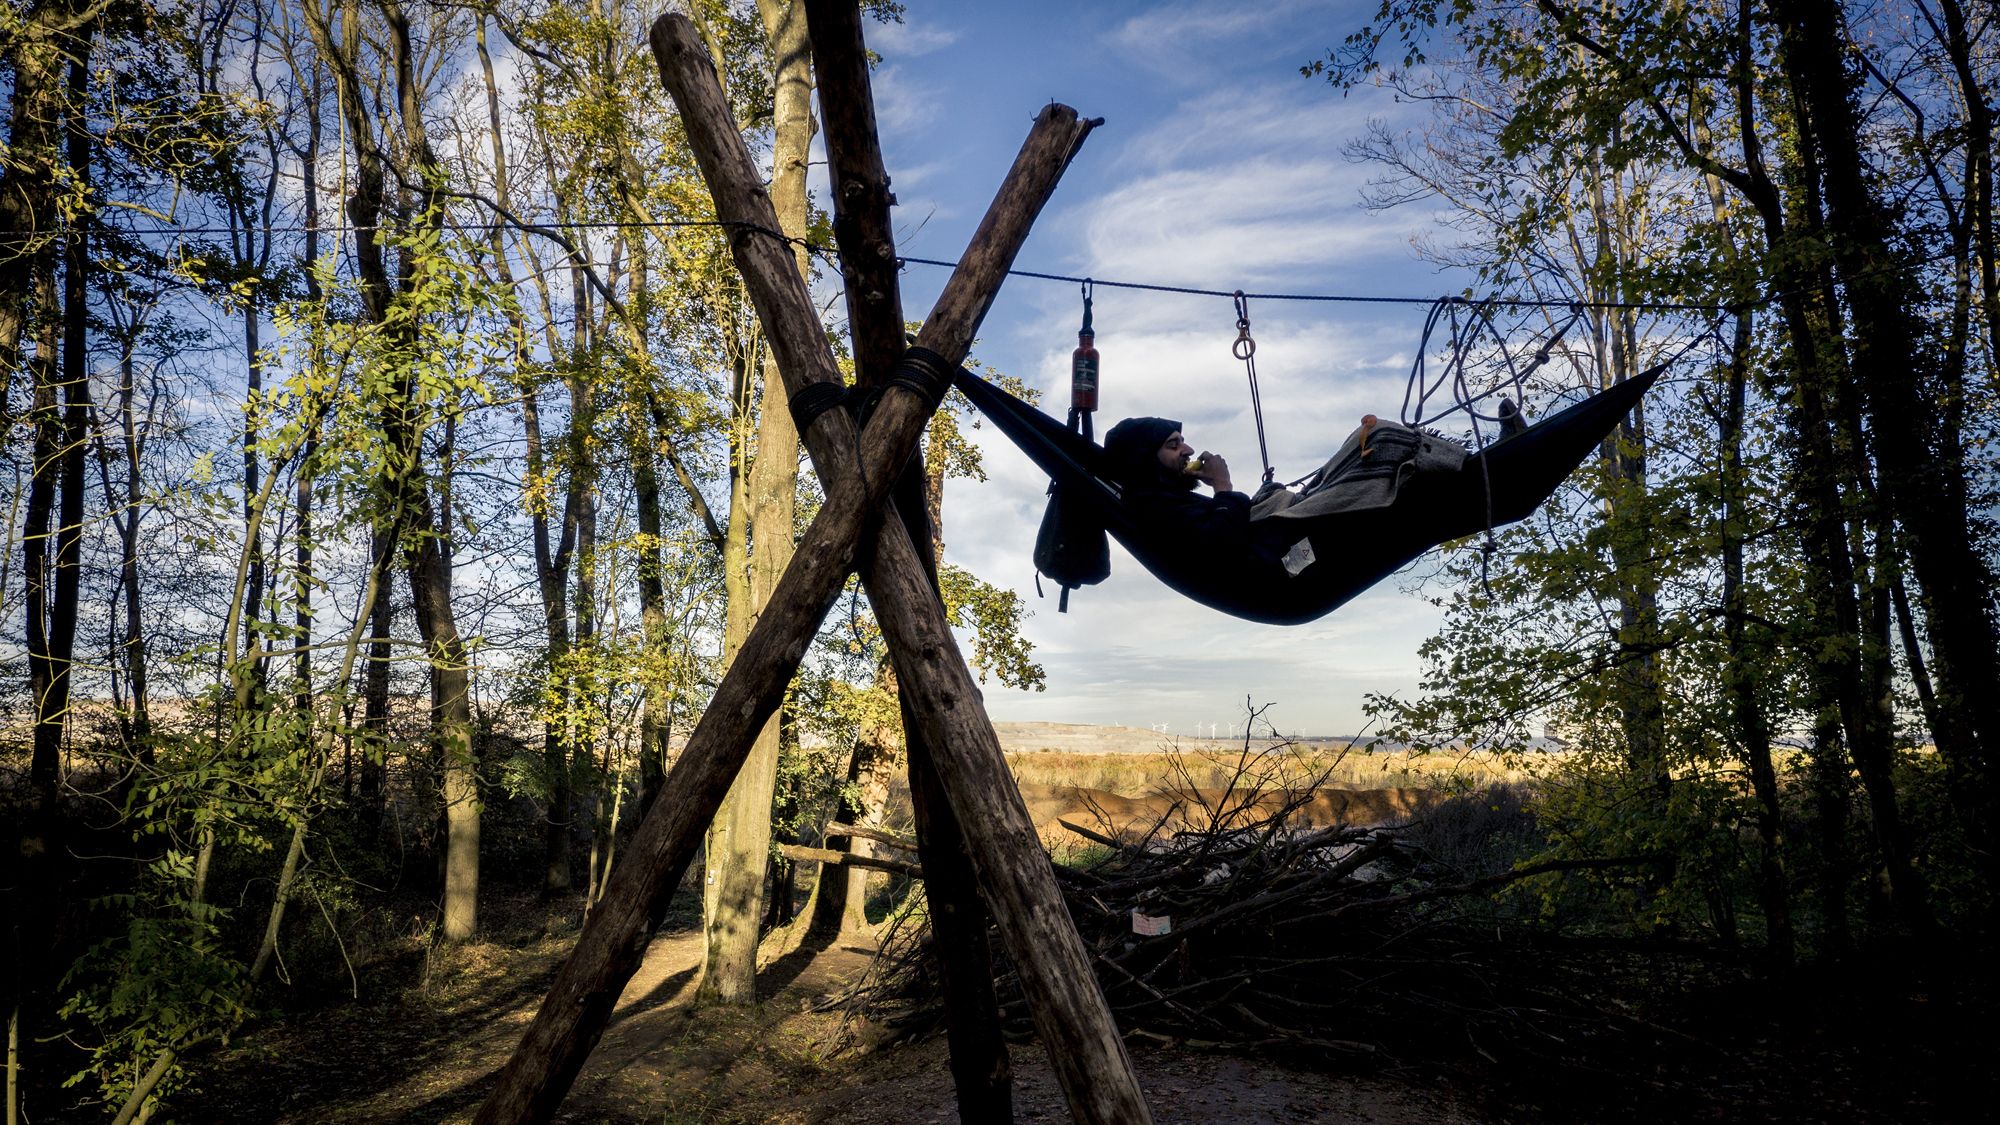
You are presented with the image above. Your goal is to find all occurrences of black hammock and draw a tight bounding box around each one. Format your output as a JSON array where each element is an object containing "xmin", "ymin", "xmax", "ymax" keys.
[{"xmin": 952, "ymin": 364, "xmax": 1661, "ymax": 626}]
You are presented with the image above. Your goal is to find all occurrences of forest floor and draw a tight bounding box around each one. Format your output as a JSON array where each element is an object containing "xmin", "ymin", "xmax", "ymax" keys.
[
  {"xmin": 180, "ymin": 887, "xmax": 1478, "ymax": 1124},
  {"xmin": 177, "ymin": 884, "xmax": 2000, "ymax": 1124}
]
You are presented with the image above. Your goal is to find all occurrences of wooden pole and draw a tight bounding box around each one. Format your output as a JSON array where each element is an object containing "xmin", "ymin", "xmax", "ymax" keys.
[
  {"xmin": 471, "ymin": 17, "xmax": 1111, "ymax": 1125},
  {"xmin": 804, "ymin": 1, "xmax": 1014, "ymax": 1119},
  {"xmin": 863, "ymin": 517, "xmax": 1154, "ymax": 1125},
  {"xmin": 655, "ymin": 11, "xmax": 1149, "ymax": 1120},
  {"xmin": 661, "ymin": 13, "xmax": 1151, "ymax": 1121}
]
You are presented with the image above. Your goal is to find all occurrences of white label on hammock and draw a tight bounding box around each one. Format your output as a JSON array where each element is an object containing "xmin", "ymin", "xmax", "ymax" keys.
[
  {"xmin": 1282, "ymin": 538, "xmax": 1316, "ymax": 576},
  {"xmin": 1132, "ymin": 911, "xmax": 1172, "ymax": 936}
]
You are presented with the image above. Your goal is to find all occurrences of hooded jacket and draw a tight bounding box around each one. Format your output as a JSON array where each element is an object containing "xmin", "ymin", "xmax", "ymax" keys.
[{"xmin": 1103, "ymin": 416, "xmax": 1282, "ymax": 586}]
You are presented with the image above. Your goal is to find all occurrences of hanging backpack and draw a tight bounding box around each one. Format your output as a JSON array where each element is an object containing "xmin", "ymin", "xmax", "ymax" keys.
[
  {"xmin": 1035, "ymin": 283, "xmax": 1111, "ymax": 611},
  {"xmin": 1033, "ymin": 479, "xmax": 1109, "ymax": 611}
]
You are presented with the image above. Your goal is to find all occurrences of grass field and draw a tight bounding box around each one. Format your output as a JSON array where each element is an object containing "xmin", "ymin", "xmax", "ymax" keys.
[{"xmin": 1002, "ymin": 742, "xmax": 1535, "ymax": 796}]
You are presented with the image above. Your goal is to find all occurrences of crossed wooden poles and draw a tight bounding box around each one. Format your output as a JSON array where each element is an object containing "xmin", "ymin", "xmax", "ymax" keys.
[{"xmin": 473, "ymin": 6, "xmax": 1153, "ymax": 1124}]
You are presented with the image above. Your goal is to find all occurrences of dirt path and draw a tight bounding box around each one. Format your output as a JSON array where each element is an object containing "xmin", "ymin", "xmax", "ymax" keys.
[
  {"xmin": 799, "ymin": 1037, "xmax": 1479, "ymax": 1125},
  {"xmin": 186, "ymin": 911, "xmax": 1479, "ymax": 1124}
]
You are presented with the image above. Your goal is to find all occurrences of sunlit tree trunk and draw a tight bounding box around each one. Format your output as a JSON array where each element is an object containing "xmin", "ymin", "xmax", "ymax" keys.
[
  {"xmin": 808, "ymin": 666, "xmax": 899, "ymax": 936},
  {"xmin": 359, "ymin": 528, "xmax": 393, "ymax": 825},
  {"xmin": 701, "ymin": 0, "xmax": 810, "ymax": 1003},
  {"xmin": 386, "ymin": 0, "xmax": 478, "ymax": 941},
  {"xmin": 312, "ymin": 0, "xmax": 479, "ymax": 939}
]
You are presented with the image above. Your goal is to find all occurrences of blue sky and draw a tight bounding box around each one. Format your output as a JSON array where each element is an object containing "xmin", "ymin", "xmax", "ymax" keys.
[{"xmin": 831, "ymin": 1, "xmax": 1478, "ymax": 736}]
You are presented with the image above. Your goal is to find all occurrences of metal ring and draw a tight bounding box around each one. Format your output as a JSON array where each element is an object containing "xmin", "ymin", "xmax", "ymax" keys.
[{"xmin": 1232, "ymin": 336, "xmax": 1256, "ymax": 361}]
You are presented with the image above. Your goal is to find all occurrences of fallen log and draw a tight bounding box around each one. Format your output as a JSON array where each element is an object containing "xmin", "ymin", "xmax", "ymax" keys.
[
  {"xmin": 824, "ymin": 821, "xmax": 919, "ymax": 854},
  {"xmin": 1058, "ymin": 818, "xmax": 1131, "ymax": 851},
  {"xmin": 780, "ymin": 843, "xmax": 923, "ymax": 879}
]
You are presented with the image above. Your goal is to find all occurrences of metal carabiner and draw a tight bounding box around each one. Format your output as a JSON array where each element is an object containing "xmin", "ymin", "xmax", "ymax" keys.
[{"xmin": 1231, "ymin": 290, "xmax": 1256, "ymax": 360}]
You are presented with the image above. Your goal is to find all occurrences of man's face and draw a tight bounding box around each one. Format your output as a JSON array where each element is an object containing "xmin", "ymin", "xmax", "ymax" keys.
[{"xmin": 1156, "ymin": 431, "xmax": 1190, "ymax": 473}]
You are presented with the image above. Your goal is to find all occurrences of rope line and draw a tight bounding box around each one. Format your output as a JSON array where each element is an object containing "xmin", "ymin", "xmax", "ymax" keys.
[
  {"xmin": 15, "ymin": 213, "xmax": 1721, "ymax": 313},
  {"xmin": 11, "ymin": 216, "xmax": 1955, "ymax": 319},
  {"xmin": 5, "ymin": 216, "xmax": 820, "ymax": 252},
  {"xmin": 896, "ymin": 255, "xmax": 1727, "ymax": 312},
  {"xmin": 1231, "ymin": 291, "xmax": 1275, "ymax": 483}
]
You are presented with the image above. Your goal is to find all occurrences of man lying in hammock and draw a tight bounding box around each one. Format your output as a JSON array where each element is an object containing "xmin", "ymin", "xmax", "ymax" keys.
[
  {"xmin": 1104, "ymin": 408, "xmax": 1495, "ymax": 524},
  {"xmin": 1102, "ymin": 416, "xmax": 1247, "ymax": 524}
]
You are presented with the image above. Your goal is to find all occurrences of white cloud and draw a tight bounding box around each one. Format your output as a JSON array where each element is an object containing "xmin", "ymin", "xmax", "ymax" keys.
[
  {"xmin": 870, "ymin": 18, "xmax": 962, "ymax": 58},
  {"xmin": 1108, "ymin": 0, "xmax": 1340, "ymax": 83},
  {"xmin": 1085, "ymin": 161, "xmax": 1404, "ymax": 292},
  {"xmin": 870, "ymin": 65, "xmax": 945, "ymax": 134},
  {"xmin": 1053, "ymin": 83, "xmax": 1438, "ymax": 310},
  {"xmin": 887, "ymin": 159, "xmax": 951, "ymax": 192}
]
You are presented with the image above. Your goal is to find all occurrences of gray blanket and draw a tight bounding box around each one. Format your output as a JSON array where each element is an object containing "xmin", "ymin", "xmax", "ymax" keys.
[{"xmin": 1251, "ymin": 417, "xmax": 1466, "ymax": 523}]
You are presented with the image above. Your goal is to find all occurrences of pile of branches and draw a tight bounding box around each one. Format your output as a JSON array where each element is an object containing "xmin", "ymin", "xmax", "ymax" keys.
[{"xmin": 834, "ymin": 780, "xmax": 1667, "ymax": 1069}]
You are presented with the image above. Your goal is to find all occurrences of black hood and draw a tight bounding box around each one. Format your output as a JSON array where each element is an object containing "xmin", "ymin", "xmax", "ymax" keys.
[{"xmin": 1104, "ymin": 416, "xmax": 1194, "ymax": 491}]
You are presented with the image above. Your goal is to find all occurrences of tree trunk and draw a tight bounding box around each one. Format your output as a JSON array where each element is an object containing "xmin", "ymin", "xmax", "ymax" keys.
[
  {"xmin": 1578, "ymin": 146, "xmax": 1668, "ymax": 786},
  {"xmin": 1930, "ymin": 0, "xmax": 2000, "ymax": 375},
  {"xmin": 241, "ymin": 303, "xmax": 265, "ymax": 666},
  {"xmin": 1721, "ymin": 312, "xmax": 1792, "ymax": 967},
  {"xmin": 1808, "ymin": 706, "xmax": 1853, "ymax": 957},
  {"xmin": 622, "ymin": 183, "xmax": 673, "ymax": 816},
  {"xmin": 409, "ymin": 500, "xmax": 478, "ymax": 941},
  {"xmin": 632, "ymin": 396, "xmax": 672, "ymax": 813},
  {"xmin": 311, "ymin": 0, "xmax": 479, "ymax": 936},
  {"xmin": 808, "ymin": 659, "xmax": 898, "ymax": 935},
  {"xmin": 1724, "ymin": 61, "xmax": 1933, "ymax": 933},
  {"xmin": 359, "ymin": 529, "xmax": 392, "ymax": 826},
  {"xmin": 295, "ymin": 58, "xmax": 323, "ymax": 722},
  {"xmin": 703, "ymin": 349, "xmax": 760, "ymax": 992},
  {"xmin": 3, "ymin": 16, "xmax": 84, "ymax": 1113},
  {"xmin": 13, "ymin": 8, "xmax": 73, "ymax": 832},
  {"xmin": 1693, "ymin": 127, "xmax": 1793, "ymax": 965},
  {"xmin": 699, "ymin": 0, "xmax": 810, "ymax": 1005},
  {"xmin": 1771, "ymin": 0, "xmax": 2000, "ymax": 884},
  {"xmin": 1774, "ymin": 278, "xmax": 1929, "ymax": 933},
  {"xmin": 478, "ymin": 14, "xmax": 577, "ymax": 898},
  {"xmin": 554, "ymin": 365, "xmax": 599, "ymax": 898},
  {"xmin": 115, "ymin": 327, "xmax": 151, "ymax": 757}
]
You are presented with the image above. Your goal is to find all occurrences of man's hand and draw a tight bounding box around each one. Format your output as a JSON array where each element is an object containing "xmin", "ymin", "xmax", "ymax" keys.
[{"xmin": 1193, "ymin": 451, "xmax": 1232, "ymax": 493}]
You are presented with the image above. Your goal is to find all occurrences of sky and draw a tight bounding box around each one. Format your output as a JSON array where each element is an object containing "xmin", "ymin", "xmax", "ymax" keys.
[{"xmin": 818, "ymin": 0, "xmax": 1480, "ymax": 737}]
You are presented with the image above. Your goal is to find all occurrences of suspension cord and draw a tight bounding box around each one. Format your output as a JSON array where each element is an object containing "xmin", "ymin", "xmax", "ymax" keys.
[{"xmin": 1232, "ymin": 291, "xmax": 1275, "ymax": 484}]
